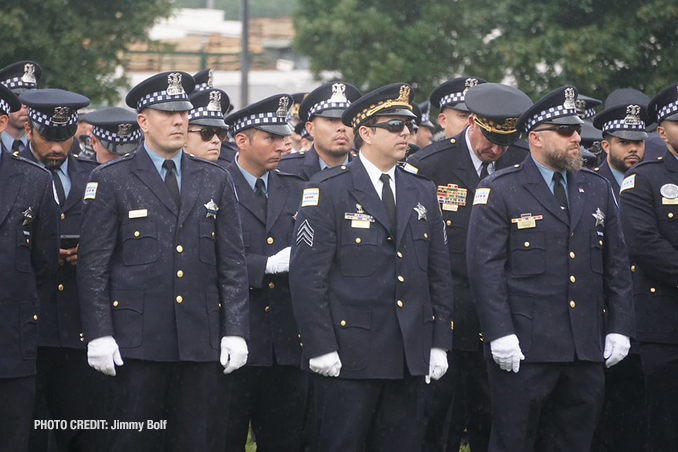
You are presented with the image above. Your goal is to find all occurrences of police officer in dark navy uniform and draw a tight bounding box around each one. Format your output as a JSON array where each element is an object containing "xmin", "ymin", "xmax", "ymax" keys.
[
  {"xmin": 0, "ymin": 60, "xmax": 42, "ymax": 154},
  {"xmin": 82, "ymin": 107, "xmax": 142, "ymax": 164},
  {"xmin": 184, "ymin": 87, "xmax": 230, "ymax": 163},
  {"xmin": 430, "ymin": 76, "xmax": 487, "ymax": 139},
  {"xmin": 277, "ymin": 82, "xmax": 361, "ymax": 180},
  {"xmin": 619, "ymin": 82, "xmax": 678, "ymax": 452},
  {"xmin": 290, "ymin": 83, "xmax": 454, "ymax": 452},
  {"xmin": 0, "ymin": 83, "xmax": 59, "ymax": 452},
  {"xmin": 221, "ymin": 94, "xmax": 308, "ymax": 452},
  {"xmin": 77, "ymin": 72, "xmax": 250, "ymax": 452},
  {"xmin": 407, "ymin": 83, "xmax": 533, "ymax": 452},
  {"xmin": 467, "ymin": 86, "xmax": 635, "ymax": 452}
]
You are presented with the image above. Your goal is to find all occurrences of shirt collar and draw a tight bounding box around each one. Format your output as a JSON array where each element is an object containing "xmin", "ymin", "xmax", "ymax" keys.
[
  {"xmin": 609, "ymin": 164, "xmax": 626, "ymax": 188},
  {"xmin": 465, "ymin": 127, "xmax": 493, "ymax": 176},
  {"xmin": 359, "ymin": 152, "xmax": 396, "ymax": 187},
  {"xmin": 532, "ymin": 155, "xmax": 567, "ymax": 190},
  {"xmin": 235, "ymin": 156, "xmax": 269, "ymax": 193},
  {"xmin": 144, "ymin": 143, "xmax": 183, "ymax": 178},
  {"xmin": 1, "ymin": 131, "xmax": 27, "ymax": 152},
  {"xmin": 319, "ymin": 153, "xmax": 349, "ymax": 170}
]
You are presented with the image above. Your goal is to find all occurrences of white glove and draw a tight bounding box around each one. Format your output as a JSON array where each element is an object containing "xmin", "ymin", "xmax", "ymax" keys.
[
  {"xmin": 309, "ymin": 351, "xmax": 342, "ymax": 377},
  {"xmin": 265, "ymin": 247, "xmax": 291, "ymax": 274},
  {"xmin": 426, "ymin": 347, "xmax": 449, "ymax": 384},
  {"xmin": 220, "ymin": 336, "xmax": 248, "ymax": 374},
  {"xmin": 87, "ymin": 335, "xmax": 123, "ymax": 376},
  {"xmin": 604, "ymin": 333, "xmax": 630, "ymax": 368},
  {"xmin": 490, "ymin": 334, "xmax": 525, "ymax": 373}
]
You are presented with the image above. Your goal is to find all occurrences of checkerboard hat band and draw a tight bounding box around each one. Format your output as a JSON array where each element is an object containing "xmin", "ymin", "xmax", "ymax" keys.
[
  {"xmin": 308, "ymin": 100, "xmax": 351, "ymax": 118},
  {"xmin": 136, "ymin": 90, "xmax": 190, "ymax": 111},
  {"xmin": 439, "ymin": 92, "xmax": 465, "ymax": 108},
  {"xmin": 92, "ymin": 125, "xmax": 141, "ymax": 144},
  {"xmin": 193, "ymin": 83, "xmax": 211, "ymax": 93},
  {"xmin": 1, "ymin": 76, "xmax": 37, "ymax": 90},
  {"xmin": 583, "ymin": 107, "xmax": 597, "ymax": 119},
  {"xmin": 602, "ymin": 119, "xmax": 647, "ymax": 133},
  {"xmin": 523, "ymin": 105, "xmax": 578, "ymax": 132},
  {"xmin": 28, "ymin": 108, "xmax": 78, "ymax": 127},
  {"xmin": 188, "ymin": 106, "xmax": 224, "ymax": 122},
  {"xmin": 0, "ymin": 99, "xmax": 9, "ymax": 115},
  {"xmin": 231, "ymin": 112, "xmax": 288, "ymax": 134},
  {"xmin": 658, "ymin": 100, "xmax": 678, "ymax": 123}
]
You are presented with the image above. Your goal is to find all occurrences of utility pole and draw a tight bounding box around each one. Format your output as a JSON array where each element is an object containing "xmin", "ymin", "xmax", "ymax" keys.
[{"xmin": 239, "ymin": 0, "xmax": 249, "ymax": 108}]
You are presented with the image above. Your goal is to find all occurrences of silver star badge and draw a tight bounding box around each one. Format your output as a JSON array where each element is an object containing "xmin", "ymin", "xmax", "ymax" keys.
[
  {"xmin": 592, "ymin": 208, "xmax": 605, "ymax": 226},
  {"xmin": 204, "ymin": 199, "xmax": 219, "ymax": 219},
  {"xmin": 414, "ymin": 202, "xmax": 427, "ymax": 220}
]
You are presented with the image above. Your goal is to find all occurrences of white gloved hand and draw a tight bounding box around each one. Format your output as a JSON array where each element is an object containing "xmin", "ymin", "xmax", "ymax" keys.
[
  {"xmin": 220, "ymin": 336, "xmax": 248, "ymax": 374},
  {"xmin": 87, "ymin": 335, "xmax": 123, "ymax": 376},
  {"xmin": 490, "ymin": 334, "xmax": 525, "ymax": 373},
  {"xmin": 604, "ymin": 333, "xmax": 630, "ymax": 368},
  {"xmin": 426, "ymin": 347, "xmax": 449, "ymax": 384},
  {"xmin": 309, "ymin": 351, "xmax": 342, "ymax": 377},
  {"xmin": 265, "ymin": 247, "xmax": 291, "ymax": 274}
]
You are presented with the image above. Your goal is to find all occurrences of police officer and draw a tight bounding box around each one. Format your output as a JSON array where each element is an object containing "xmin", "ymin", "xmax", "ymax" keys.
[
  {"xmin": 467, "ymin": 86, "xmax": 635, "ymax": 452},
  {"xmin": 407, "ymin": 83, "xmax": 533, "ymax": 452},
  {"xmin": 0, "ymin": 60, "xmax": 42, "ymax": 153},
  {"xmin": 619, "ymin": 82, "xmax": 678, "ymax": 452},
  {"xmin": 184, "ymin": 87, "xmax": 230, "ymax": 162},
  {"xmin": 77, "ymin": 72, "xmax": 249, "ymax": 451},
  {"xmin": 290, "ymin": 83, "xmax": 454, "ymax": 452},
  {"xmin": 294, "ymin": 120, "xmax": 313, "ymax": 152},
  {"xmin": 430, "ymin": 76, "xmax": 487, "ymax": 139},
  {"xmin": 413, "ymin": 101, "xmax": 435, "ymax": 149},
  {"xmin": 277, "ymin": 82, "xmax": 361, "ymax": 180},
  {"xmin": 82, "ymin": 107, "xmax": 142, "ymax": 164},
  {"xmin": 288, "ymin": 92, "xmax": 308, "ymax": 153},
  {"xmin": 221, "ymin": 94, "xmax": 308, "ymax": 451},
  {"xmin": 0, "ymin": 83, "xmax": 59, "ymax": 452}
]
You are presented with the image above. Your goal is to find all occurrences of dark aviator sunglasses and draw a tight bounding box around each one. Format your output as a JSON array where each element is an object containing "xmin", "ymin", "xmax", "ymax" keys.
[
  {"xmin": 188, "ymin": 127, "xmax": 229, "ymax": 142},
  {"xmin": 370, "ymin": 119, "xmax": 416, "ymax": 134},
  {"xmin": 533, "ymin": 124, "xmax": 582, "ymax": 137}
]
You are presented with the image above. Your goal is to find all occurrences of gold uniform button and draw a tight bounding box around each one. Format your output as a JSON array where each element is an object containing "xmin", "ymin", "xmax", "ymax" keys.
[
  {"xmin": 669, "ymin": 213, "xmax": 674, "ymax": 219},
  {"xmin": 176, "ymin": 270, "xmax": 184, "ymax": 278},
  {"xmin": 514, "ymin": 164, "xmax": 519, "ymax": 168},
  {"xmin": 570, "ymin": 301, "xmax": 576, "ymax": 308},
  {"xmin": 212, "ymin": 231, "xmax": 215, "ymax": 238},
  {"xmin": 340, "ymin": 320, "xmax": 346, "ymax": 326},
  {"xmin": 80, "ymin": 337, "xmax": 84, "ymax": 342},
  {"xmin": 424, "ymin": 232, "xmax": 429, "ymax": 239},
  {"xmin": 387, "ymin": 236, "xmax": 392, "ymax": 241},
  {"xmin": 524, "ymin": 242, "xmax": 530, "ymax": 248},
  {"xmin": 570, "ymin": 232, "xmax": 575, "ymax": 237},
  {"xmin": 60, "ymin": 213, "xmax": 65, "ymax": 220},
  {"xmin": 650, "ymin": 287, "xmax": 656, "ymax": 293},
  {"xmin": 26, "ymin": 238, "xmax": 30, "ymax": 244},
  {"xmin": 58, "ymin": 284, "xmax": 64, "ymax": 291},
  {"xmin": 33, "ymin": 314, "xmax": 38, "ymax": 321},
  {"xmin": 570, "ymin": 275, "xmax": 576, "ymax": 283},
  {"xmin": 176, "ymin": 245, "xmax": 183, "ymax": 253},
  {"xmin": 341, "ymin": 165, "xmax": 347, "ymax": 170},
  {"xmin": 265, "ymin": 306, "xmax": 270, "ymax": 312},
  {"xmin": 355, "ymin": 238, "xmax": 362, "ymax": 244},
  {"xmin": 134, "ymin": 231, "xmax": 140, "ymax": 237},
  {"xmin": 602, "ymin": 308, "xmax": 607, "ymax": 314},
  {"xmin": 268, "ymin": 281, "xmax": 275, "ymax": 289},
  {"xmin": 113, "ymin": 300, "xmax": 119, "ymax": 307},
  {"xmin": 446, "ymin": 220, "xmax": 452, "ymax": 226},
  {"xmin": 397, "ymin": 275, "xmax": 405, "ymax": 282},
  {"xmin": 432, "ymin": 315, "xmax": 435, "ymax": 321},
  {"xmin": 298, "ymin": 334, "xmax": 301, "ymax": 338},
  {"xmin": 176, "ymin": 295, "xmax": 183, "ymax": 304},
  {"xmin": 631, "ymin": 265, "xmax": 636, "ymax": 272},
  {"xmin": 267, "ymin": 237, "xmax": 274, "ymax": 245},
  {"xmin": 599, "ymin": 240, "xmax": 603, "ymax": 246},
  {"xmin": 300, "ymin": 342, "xmax": 303, "ymax": 347},
  {"xmin": 397, "ymin": 300, "xmax": 403, "ymax": 307},
  {"xmin": 249, "ymin": 286, "xmax": 254, "ymax": 290},
  {"xmin": 569, "ymin": 252, "xmax": 575, "ymax": 259},
  {"xmin": 450, "ymin": 138, "xmax": 456, "ymax": 144},
  {"xmin": 218, "ymin": 303, "xmax": 222, "ymax": 308},
  {"xmin": 397, "ymin": 251, "xmax": 403, "ymax": 258}
]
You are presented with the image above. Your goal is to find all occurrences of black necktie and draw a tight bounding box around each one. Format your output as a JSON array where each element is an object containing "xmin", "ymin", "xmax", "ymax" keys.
[
  {"xmin": 12, "ymin": 140, "xmax": 23, "ymax": 153},
  {"xmin": 50, "ymin": 169, "xmax": 66, "ymax": 205},
  {"xmin": 552, "ymin": 172, "xmax": 569, "ymax": 216},
  {"xmin": 162, "ymin": 160, "xmax": 181, "ymax": 207},
  {"xmin": 380, "ymin": 173, "xmax": 396, "ymax": 235},
  {"xmin": 254, "ymin": 178, "xmax": 267, "ymax": 212},
  {"xmin": 479, "ymin": 161, "xmax": 490, "ymax": 179}
]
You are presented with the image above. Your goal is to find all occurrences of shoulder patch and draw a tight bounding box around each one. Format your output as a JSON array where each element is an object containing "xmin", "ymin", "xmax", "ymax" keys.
[
  {"xmin": 84, "ymin": 182, "xmax": 98, "ymax": 200},
  {"xmin": 620, "ymin": 174, "xmax": 636, "ymax": 192},
  {"xmin": 473, "ymin": 188, "xmax": 491, "ymax": 205},
  {"xmin": 301, "ymin": 188, "xmax": 320, "ymax": 207},
  {"xmin": 402, "ymin": 162, "xmax": 419, "ymax": 174}
]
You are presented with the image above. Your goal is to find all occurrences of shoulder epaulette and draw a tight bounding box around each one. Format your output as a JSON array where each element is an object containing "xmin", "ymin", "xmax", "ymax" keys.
[
  {"xmin": 280, "ymin": 151, "xmax": 306, "ymax": 161},
  {"xmin": 11, "ymin": 152, "xmax": 50, "ymax": 173},
  {"xmin": 412, "ymin": 137, "xmax": 459, "ymax": 162},
  {"xmin": 491, "ymin": 162, "xmax": 523, "ymax": 180},
  {"xmin": 580, "ymin": 167, "xmax": 609, "ymax": 182},
  {"xmin": 311, "ymin": 163, "xmax": 349, "ymax": 182},
  {"xmin": 396, "ymin": 162, "xmax": 429, "ymax": 179},
  {"xmin": 273, "ymin": 168, "xmax": 306, "ymax": 181}
]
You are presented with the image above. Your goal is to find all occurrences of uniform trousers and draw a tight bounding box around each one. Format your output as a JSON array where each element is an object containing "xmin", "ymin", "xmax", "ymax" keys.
[
  {"xmin": 103, "ymin": 359, "xmax": 221, "ymax": 452},
  {"xmin": 640, "ymin": 342, "xmax": 678, "ymax": 452},
  {"xmin": 487, "ymin": 359, "xmax": 604, "ymax": 452},
  {"xmin": 223, "ymin": 365, "xmax": 308, "ymax": 452},
  {"xmin": 314, "ymin": 373, "xmax": 425, "ymax": 452},
  {"xmin": 0, "ymin": 375, "xmax": 35, "ymax": 452}
]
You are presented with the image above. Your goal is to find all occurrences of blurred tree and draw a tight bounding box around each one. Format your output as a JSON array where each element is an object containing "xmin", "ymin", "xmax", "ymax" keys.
[{"xmin": 0, "ymin": 0, "xmax": 174, "ymax": 103}]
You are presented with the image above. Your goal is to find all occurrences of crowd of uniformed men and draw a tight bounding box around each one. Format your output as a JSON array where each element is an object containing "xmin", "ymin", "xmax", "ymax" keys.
[{"xmin": 1, "ymin": 57, "xmax": 678, "ymax": 452}]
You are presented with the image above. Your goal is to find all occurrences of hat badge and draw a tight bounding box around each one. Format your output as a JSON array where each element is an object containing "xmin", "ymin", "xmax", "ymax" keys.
[
  {"xmin": 329, "ymin": 83, "xmax": 347, "ymax": 103},
  {"xmin": 207, "ymin": 91, "xmax": 222, "ymax": 112},
  {"xmin": 117, "ymin": 123, "xmax": 133, "ymax": 137},
  {"xmin": 563, "ymin": 88, "xmax": 576, "ymax": 110},
  {"xmin": 166, "ymin": 73, "xmax": 184, "ymax": 96},
  {"xmin": 207, "ymin": 69, "xmax": 214, "ymax": 88},
  {"xmin": 22, "ymin": 63, "xmax": 36, "ymax": 84},
  {"xmin": 52, "ymin": 107, "xmax": 70, "ymax": 125},
  {"xmin": 624, "ymin": 104, "xmax": 641, "ymax": 126},
  {"xmin": 463, "ymin": 78, "xmax": 478, "ymax": 95},
  {"xmin": 575, "ymin": 99, "xmax": 586, "ymax": 116},
  {"xmin": 396, "ymin": 85, "xmax": 411, "ymax": 103},
  {"xmin": 276, "ymin": 96, "xmax": 290, "ymax": 117}
]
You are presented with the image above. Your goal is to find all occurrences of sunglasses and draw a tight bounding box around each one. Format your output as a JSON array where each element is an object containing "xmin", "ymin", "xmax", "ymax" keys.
[
  {"xmin": 533, "ymin": 124, "xmax": 582, "ymax": 137},
  {"xmin": 188, "ymin": 127, "xmax": 229, "ymax": 142},
  {"xmin": 371, "ymin": 119, "xmax": 416, "ymax": 134}
]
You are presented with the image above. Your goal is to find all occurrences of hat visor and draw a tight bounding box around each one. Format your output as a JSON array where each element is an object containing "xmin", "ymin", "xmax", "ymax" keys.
[
  {"xmin": 608, "ymin": 129, "xmax": 648, "ymax": 141},
  {"xmin": 545, "ymin": 115, "xmax": 584, "ymax": 126},
  {"xmin": 374, "ymin": 108, "xmax": 417, "ymax": 119},
  {"xmin": 480, "ymin": 128, "xmax": 519, "ymax": 146},
  {"xmin": 147, "ymin": 100, "xmax": 194, "ymax": 112},
  {"xmin": 100, "ymin": 139, "xmax": 140, "ymax": 156},
  {"xmin": 661, "ymin": 112, "xmax": 678, "ymax": 123},
  {"xmin": 33, "ymin": 123, "xmax": 77, "ymax": 142},
  {"xmin": 421, "ymin": 120, "xmax": 435, "ymax": 129},
  {"xmin": 312, "ymin": 108, "xmax": 345, "ymax": 120},
  {"xmin": 254, "ymin": 123, "xmax": 293, "ymax": 136},
  {"xmin": 443, "ymin": 102, "xmax": 469, "ymax": 112},
  {"xmin": 190, "ymin": 118, "xmax": 228, "ymax": 128}
]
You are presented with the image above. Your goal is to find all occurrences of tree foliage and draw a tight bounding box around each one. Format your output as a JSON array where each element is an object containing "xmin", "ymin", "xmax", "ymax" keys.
[
  {"xmin": 293, "ymin": 0, "xmax": 678, "ymax": 102},
  {"xmin": 0, "ymin": 0, "xmax": 174, "ymax": 104}
]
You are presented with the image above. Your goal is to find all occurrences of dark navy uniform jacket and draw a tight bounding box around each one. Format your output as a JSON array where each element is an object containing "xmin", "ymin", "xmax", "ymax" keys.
[
  {"xmin": 595, "ymin": 160, "xmax": 621, "ymax": 196},
  {"xmin": 405, "ymin": 128, "xmax": 529, "ymax": 351},
  {"xmin": 467, "ymin": 156, "xmax": 635, "ymax": 363},
  {"xmin": 277, "ymin": 145, "xmax": 354, "ymax": 181},
  {"xmin": 19, "ymin": 148, "xmax": 98, "ymax": 349},
  {"xmin": 216, "ymin": 140, "xmax": 238, "ymax": 169},
  {"xmin": 619, "ymin": 152, "xmax": 678, "ymax": 345},
  {"xmin": 227, "ymin": 164, "xmax": 305, "ymax": 366},
  {"xmin": 0, "ymin": 152, "xmax": 59, "ymax": 377},
  {"xmin": 289, "ymin": 156, "xmax": 454, "ymax": 379},
  {"xmin": 77, "ymin": 147, "xmax": 249, "ymax": 362}
]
